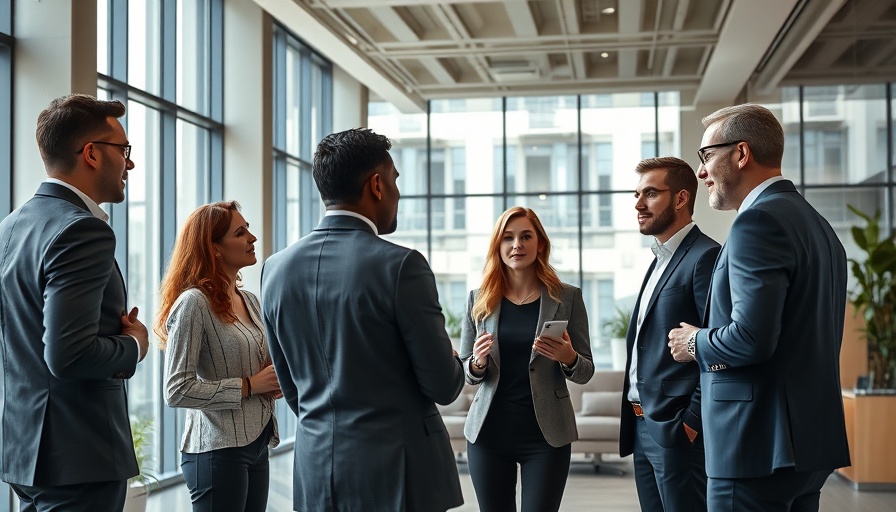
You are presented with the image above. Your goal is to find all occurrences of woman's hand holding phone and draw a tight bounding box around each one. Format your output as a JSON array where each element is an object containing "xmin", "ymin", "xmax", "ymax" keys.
[{"xmin": 533, "ymin": 321, "xmax": 577, "ymax": 367}]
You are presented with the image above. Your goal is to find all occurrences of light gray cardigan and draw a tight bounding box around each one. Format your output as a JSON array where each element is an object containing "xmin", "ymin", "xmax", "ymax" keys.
[
  {"xmin": 460, "ymin": 283, "xmax": 594, "ymax": 447},
  {"xmin": 164, "ymin": 288, "xmax": 279, "ymax": 453}
]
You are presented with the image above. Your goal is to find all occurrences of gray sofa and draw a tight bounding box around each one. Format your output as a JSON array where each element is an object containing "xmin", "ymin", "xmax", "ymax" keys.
[{"xmin": 438, "ymin": 370, "xmax": 625, "ymax": 465}]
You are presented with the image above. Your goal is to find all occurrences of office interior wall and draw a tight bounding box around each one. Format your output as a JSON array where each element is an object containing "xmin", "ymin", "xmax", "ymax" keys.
[{"xmin": 223, "ymin": 0, "xmax": 272, "ymax": 293}]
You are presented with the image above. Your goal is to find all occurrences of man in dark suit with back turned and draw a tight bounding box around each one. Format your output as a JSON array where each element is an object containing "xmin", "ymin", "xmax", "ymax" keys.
[
  {"xmin": 669, "ymin": 104, "xmax": 850, "ymax": 511},
  {"xmin": 0, "ymin": 94, "xmax": 150, "ymax": 510},
  {"xmin": 620, "ymin": 157, "xmax": 718, "ymax": 512},
  {"xmin": 261, "ymin": 128, "xmax": 465, "ymax": 512}
]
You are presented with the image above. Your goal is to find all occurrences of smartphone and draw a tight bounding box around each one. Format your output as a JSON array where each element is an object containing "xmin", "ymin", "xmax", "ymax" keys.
[{"xmin": 538, "ymin": 320, "xmax": 568, "ymax": 339}]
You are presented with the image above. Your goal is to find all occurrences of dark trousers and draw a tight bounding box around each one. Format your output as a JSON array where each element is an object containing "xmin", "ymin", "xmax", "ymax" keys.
[
  {"xmin": 10, "ymin": 479, "xmax": 126, "ymax": 512},
  {"xmin": 707, "ymin": 468, "xmax": 831, "ymax": 512},
  {"xmin": 632, "ymin": 416, "xmax": 707, "ymax": 512},
  {"xmin": 467, "ymin": 405, "xmax": 571, "ymax": 512},
  {"xmin": 181, "ymin": 420, "xmax": 274, "ymax": 512}
]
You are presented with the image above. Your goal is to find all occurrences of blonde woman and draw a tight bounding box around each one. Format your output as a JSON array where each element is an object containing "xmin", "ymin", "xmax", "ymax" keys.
[{"xmin": 461, "ymin": 206, "xmax": 594, "ymax": 512}]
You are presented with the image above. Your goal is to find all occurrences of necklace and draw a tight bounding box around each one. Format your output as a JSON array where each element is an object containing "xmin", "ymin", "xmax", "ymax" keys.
[{"xmin": 511, "ymin": 290, "xmax": 537, "ymax": 305}]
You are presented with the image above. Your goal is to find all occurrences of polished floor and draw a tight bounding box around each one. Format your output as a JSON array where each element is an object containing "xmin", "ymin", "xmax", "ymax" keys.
[{"xmin": 146, "ymin": 451, "xmax": 896, "ymax": 511}]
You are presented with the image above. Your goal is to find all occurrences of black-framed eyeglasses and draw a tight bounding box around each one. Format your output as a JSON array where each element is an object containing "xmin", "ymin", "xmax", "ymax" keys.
[
  {"xmin": 80, "ymin": 141, "xmax": 132, "ymax": 160},
  {"xmin": 697, "ymin": 140, "xmax": 744, "ymax": 165}
]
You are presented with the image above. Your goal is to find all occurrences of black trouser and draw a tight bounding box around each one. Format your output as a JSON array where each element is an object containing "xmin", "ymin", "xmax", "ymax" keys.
[
  {"xmin": 181, "ymin": 419, "xmax": 274, "ymax": 512},
  {"xmin": 707, "ymin": 468, "xmax": 831, "ymax": 512},
  {"xmin": 10, "ymin": 479, "xmax": 126, "ymax": 512},
  {"xmin": 467, "ymin": 405, "xmax": 571, "ymax": 512}
]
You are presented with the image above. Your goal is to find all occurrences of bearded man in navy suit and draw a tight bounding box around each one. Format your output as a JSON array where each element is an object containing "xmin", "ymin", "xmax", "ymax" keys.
[
  {"xmin": 669, "ymin": 104, "xmax": 850, "ymax": 512},
  {"xmin": 620, "ymin": 157, "xmax": 718, "ymax": 512},
  {"xmin": 0, "ymin": 94, "xmax": 149, "ymax": 511}
]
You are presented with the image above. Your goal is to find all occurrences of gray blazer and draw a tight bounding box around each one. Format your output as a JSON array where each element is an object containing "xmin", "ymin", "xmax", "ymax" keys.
[
  {"xmin": 0, "ymin": 182, "xmax": 139, "ymax": 486},
  {"xmin": 460, "ymin": 284, "xmax": 594, "ymax": 447},
  {"xmin": 261, "ymin": 214, "xmax": 464, "ymax": 512}
]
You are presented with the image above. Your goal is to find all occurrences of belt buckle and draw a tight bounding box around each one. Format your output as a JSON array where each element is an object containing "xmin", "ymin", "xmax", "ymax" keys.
[{"xmin": 631, "ymin": 402, "xmax": 644, "ymax": 417}]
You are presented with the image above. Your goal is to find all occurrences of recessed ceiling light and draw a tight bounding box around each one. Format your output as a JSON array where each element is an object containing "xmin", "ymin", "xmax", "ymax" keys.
[
  {"xmin": 601, "ymin": 52, "xmax": 609, "ymax": 58},
  {"xmin": 539, "ymin": 194, "xmax": 547, "ymax": 201},
  {"xmin": 345, "ymin": 34, "xmax": 358, "ymax": 46},
  {"xmin": 602, "ymin": 7, "xmax": 616, "ymax": 15}
]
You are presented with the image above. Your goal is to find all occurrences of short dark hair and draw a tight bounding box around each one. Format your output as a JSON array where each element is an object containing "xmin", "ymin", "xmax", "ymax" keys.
[
  {"xmin": 635, "ymin": 157, "xmax": 698, "ymax": 215},
  {"xmin": 701, "ymin": 104, "xmax": 784, "ymax": 168},
  {"xmin": 312, "ymin": 128, "xmax": 393, "ymax": 206},
  {"xmin": 35, "ymin": 94, "xmax": 127, "ymax": 172}
]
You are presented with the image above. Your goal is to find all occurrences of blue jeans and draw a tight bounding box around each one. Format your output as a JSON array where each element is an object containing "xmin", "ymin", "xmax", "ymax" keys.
[{"xmin": 181, "ymin": 419, "xmax": 273, "ymax": 512}]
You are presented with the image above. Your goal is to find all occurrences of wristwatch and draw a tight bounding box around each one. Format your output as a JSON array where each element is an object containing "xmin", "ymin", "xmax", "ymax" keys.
[
  {"xmin": 687, "ymin": 331, "xmax": 697, "ymax": 357},
  {"xmin": 472, "ymin": 356, "xmax": 487, "ymax": 370}
]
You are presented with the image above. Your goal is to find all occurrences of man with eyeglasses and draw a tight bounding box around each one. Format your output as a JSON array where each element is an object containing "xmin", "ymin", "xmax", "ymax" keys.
[
  {"xmin": 0, "ymin": 94, "xmax": 149, "ymax": 510},
  {"xmin": 620, "ymin": 157, "xmax": 718, "ymax": 512},
  {"xmin": 668, "ymin": 104, "xmax": 849, "ymax": 511}
]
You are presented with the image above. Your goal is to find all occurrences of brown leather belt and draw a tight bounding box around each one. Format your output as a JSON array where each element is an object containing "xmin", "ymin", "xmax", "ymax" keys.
[{"xmin": 631, "ymin": 402, "xmax": 644, "ymax": 417}]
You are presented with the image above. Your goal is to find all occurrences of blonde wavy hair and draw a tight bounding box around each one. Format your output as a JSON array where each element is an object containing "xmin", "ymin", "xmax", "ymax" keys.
[{"xmin": 471, "ymin": 207, "xmax": 563, "ymax": 325}]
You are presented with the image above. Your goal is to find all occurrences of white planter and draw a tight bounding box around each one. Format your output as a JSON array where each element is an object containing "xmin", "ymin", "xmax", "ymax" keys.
[
  {"xmin": 123, "ymin": 483, "xmax": 148, "ymax": 512},
  {"xmin": 610, "ymin": 337, "xmax": 627, "ymax": 371}
]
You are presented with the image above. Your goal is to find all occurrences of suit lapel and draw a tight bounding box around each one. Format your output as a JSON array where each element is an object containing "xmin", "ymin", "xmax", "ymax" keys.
[
  {"xmin": 530, "ymin": 287, "xmax": 560, "ymax": 363},
  {"xmin": 642, "ymin": 228, "xmax": 701, "ymax": 319},
  {"xmin": 703, "ymin": 242, "xmax": 727, "ymax": 324},
  {"xmin": 628, "ymin": 259, "xmax": 656, "ymax": 349},
  {"xmin": 485, "ymin": 301, "xmax": 502, "ymax": 369}
]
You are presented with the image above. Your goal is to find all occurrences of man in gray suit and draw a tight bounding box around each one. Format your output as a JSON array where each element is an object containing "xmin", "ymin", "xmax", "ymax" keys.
[
  {"xmin": 0, "ymin": 94, "xmax": 150, "ymax": 510},
  {"xmin": 669, "ymin": 104, "xmax": 850, "ymax": 511},
  {"xmin": 621, "ymin": 157, "xmax": 718, "ymax": 512},
  {"xmin": 261, "ymin": 128, "xmax": 465, "ymax": 512}
]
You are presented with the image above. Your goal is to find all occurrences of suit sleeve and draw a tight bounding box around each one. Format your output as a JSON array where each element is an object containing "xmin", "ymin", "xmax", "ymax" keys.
[
  {"xmin": 395, "ymin": 250, "xmax": 464, "ymax": 405},
  {"xmin": 563, "ymin": 287, "xmax": 595, "ymax": 384},
  {"xmin": 459, "ymin": 290, "xmax": 484, "ymax": 384},
  {"xmin": 684, "ymin": 244, "xmax": 720, "ymax": 432},
  {"xmin": 42, "ymin": 216, "xmax": 138, "ymax": 379},
  {"xmin": 697, "ymin": 209, "xmax": 792, "ymax": 369},
  {"xmin": 261, "ymin": 261, "xmax": 300, "ymax": 415},
  {"xmin": 164, "ymin": 291, "xmax": 243, "ymax": 410}
]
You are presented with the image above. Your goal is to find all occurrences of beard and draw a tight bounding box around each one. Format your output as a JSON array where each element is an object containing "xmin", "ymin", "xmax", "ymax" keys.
[{"xmin": 639, "ymin": 201, "xmax": 676, "ymax": 236}]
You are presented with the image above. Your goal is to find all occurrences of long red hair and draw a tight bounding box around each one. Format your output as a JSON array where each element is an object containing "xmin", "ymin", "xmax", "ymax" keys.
[
  {"xmin": 154, "ymin": 201, "xmax": 242, "ymax": 348},
  {"xmin": 471, "ymin": 206, "xmax": 563, "ymax": 325}
]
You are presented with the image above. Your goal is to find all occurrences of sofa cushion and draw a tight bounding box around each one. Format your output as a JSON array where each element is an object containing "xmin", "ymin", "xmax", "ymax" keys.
[
  {"xmin": 576, "ymin": 416, "xmax": 620, "ymax": 439},
  {"xmin": 437, "ymin": 393, "xmax": 471, "ymax": 416},
  {"xmin": 579, "ymin": 391, "xmax": 620, "ymax": 417}
]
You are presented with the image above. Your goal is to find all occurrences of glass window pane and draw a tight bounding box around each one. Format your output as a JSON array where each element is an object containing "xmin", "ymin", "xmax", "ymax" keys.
[
  {"xmin": 125, "ymin": 101, "xmax": 162, "ymax": 475},
  {"xmin": 506, "ymin": 96, "xmax": 578, "ymax": 193},
  {"xmin": 176, "ymin": 120, "xmax": 210, "ymax": 228},
  {"xmin": 801, "ymin": 84, "xmax": 888, "ymax": 185},
  {"xmin": 128, "ymin": 0, "xmax": 162, "ymax": 95},
  {"xmin": 177, "ymin": 0, "xmax": 210, "ymax": 115},
  {"xmin": 382, "ymin": 197, "xmax": 429, "ymax": 252},
  {"xmin": 285, "ymin": 42, "xmax": 301, "ymax": 156},
  {"xmin": 369, "ymin": 102, "xmax": 429, "ymax": 194},
  {"xmin": 97, "ymin": 0, "xmax": 109, "ymax": 76},
  {"xmin": 429, "ymin": 98, "xmax": 503, "ymax": 195}
]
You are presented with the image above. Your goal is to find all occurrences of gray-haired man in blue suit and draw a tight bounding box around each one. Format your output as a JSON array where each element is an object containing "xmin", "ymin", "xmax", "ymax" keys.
[
  {"xmin": 669, "ymin": 104, "xmax": 850, "ymax": 511},
  {"xmin": 621, "ymin": 157, "xmax": 718, "ymax": 512},
  {"xmin": 0, "ymin": 94, "xmax": 149, "ymax": 511}
]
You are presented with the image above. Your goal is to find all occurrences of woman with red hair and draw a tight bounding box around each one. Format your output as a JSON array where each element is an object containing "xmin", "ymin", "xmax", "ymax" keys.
[
  {"xmin": 155, "ymin": 201, "xmax": 280, "ymax": 512},
  {"xmin": 461, "ymin": 206, "xmax": 594, "ymax": 512}
]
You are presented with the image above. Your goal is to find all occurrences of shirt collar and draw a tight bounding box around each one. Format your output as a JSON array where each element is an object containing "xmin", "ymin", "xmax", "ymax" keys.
[
  {"xmin": 738, "ymin": 175, "xmax": 785, "ymax": 215},
  {"xmin": 45, "ymin": 178, "xmax": 109, "ymax": 222},
  {"xmin": 652, "ymin": 222, "xmax": 695, "ymax": 261},
  {"xmin": 324, "ymin": 209, "xmax": 379, "ymax": 235}
]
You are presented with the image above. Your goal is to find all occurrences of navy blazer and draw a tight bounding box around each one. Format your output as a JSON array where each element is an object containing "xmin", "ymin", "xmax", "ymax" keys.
[
  {"xmin": 0, "ymin": 182, "xmax": 139, "ymax": 486},
  {"xmin": 620, "ymin": 225, "xmax": 719, "ymax": 456},
  {"xmin": 262, "ymin": 214, "xmax": 465, "ymax": 512},
  {"xmin": 696, "ymin": 180, "xmax": 850, "ymax": 478}
]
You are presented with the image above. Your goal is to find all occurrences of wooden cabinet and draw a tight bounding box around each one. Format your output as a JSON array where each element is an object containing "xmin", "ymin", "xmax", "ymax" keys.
[{"xmin": 838, "ymin": 392, "xmax": 896, "ymax": 488}]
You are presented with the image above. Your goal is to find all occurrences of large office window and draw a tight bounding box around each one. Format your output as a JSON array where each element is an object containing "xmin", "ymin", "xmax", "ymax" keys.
[
  {"xmin": 369, "ymin": 94, "xmax": 679, "ymax": 368},
  {"xmin": 272, "ymin": 25, "xmax": 331, "ymax": 250},
  {"xmin": 0, "ymin": 0, "xmax": 11, "ymax": 217},
  {"xmin": 271, "ymin": 23, "xmax": 332, "ymax": 443},
  {"xmin": 97, "ymin": 0, "xmax": 224, "ymax": 482}
]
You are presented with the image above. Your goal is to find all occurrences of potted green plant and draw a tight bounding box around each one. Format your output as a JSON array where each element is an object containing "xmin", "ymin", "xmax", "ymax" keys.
[
  {"xmin": 847, "ymin": 205, "xmax": 896, "ymax": 390},
  {"xmin": 443, "ymin": 305, "xmax": 463, "ymax": 350},
  {"xmin": 124, "ymin": 417, "xmax": 160, "ymax": 512},
  {"xmin": 603, "ymin": 306, "xmax": 631, "ymax": 370}
]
